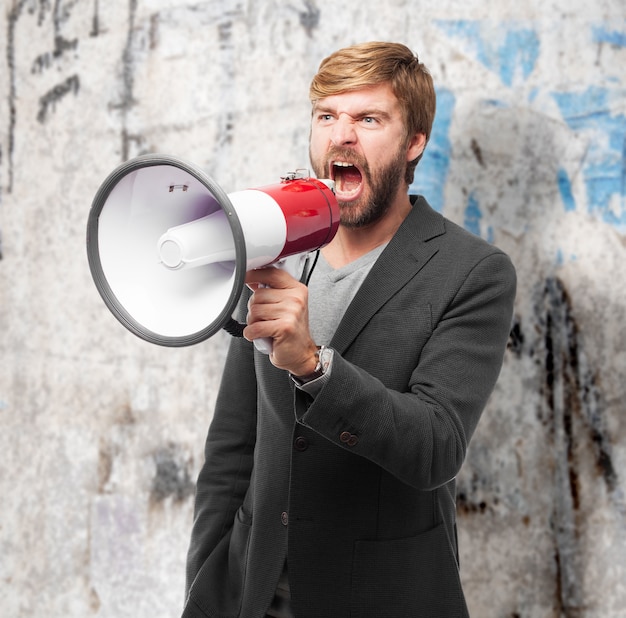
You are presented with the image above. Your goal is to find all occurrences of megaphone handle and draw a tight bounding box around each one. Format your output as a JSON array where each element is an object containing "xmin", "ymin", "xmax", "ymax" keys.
[
  {"xmin": 223, "ymin": 254, "xmax": 316, "ymax": 355},
  {"xmin": 254, "ymin": 333, "xmax": 274, "ymax": 354},
  {"xmin": 250, "ymin": 253, "xmax": 311, "ymax": 354}
]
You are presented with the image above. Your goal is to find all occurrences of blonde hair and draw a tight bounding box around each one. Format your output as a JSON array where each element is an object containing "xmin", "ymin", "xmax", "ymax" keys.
[{"xmin": 309, "ymin": 41, "xmax": 436, "ymax": 183}]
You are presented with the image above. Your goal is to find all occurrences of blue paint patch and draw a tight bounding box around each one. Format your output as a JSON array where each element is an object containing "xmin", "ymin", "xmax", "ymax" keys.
[
  {"xmin": 434, "ymin": 20, "xmax": 540, "ymax": 87},
  {"xmin": 498, "ymin": 28, "xmax": 541, "ymax": 87},
  {"xmin": 593, "ymin": 25, "xmax": 626, "ymax": 48},
  {"xmin": 555, "ymin": 250, "xmax": 578, "ymax": 266},
  {"xmin": 557, "ymin": 168, "xmax": 576, "ymax": 212},
  {"xmin": 560, "ymin": 250, "xmax": 579, "ymax": 265},
  {"xmin": 556, "ymin": 249, "xmax": 564, "ymax": 266},
  {"xmin": 552, "ymin": 86, "xmax": 626, "ymax": 231},
  {"xmin": 461, "ymin": 194, "xmax": 495, "ymax": 241},
  {"xmin": 464, "ymin": 192, "xmax": 482, "ymax": 237},
  {"xmin": 410, "ymin": 87, "xmax": 455, "ymax": 212}
]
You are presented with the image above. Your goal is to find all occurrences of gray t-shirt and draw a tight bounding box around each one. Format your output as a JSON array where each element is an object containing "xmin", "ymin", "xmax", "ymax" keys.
[{"xmin": 307, "ymin": 243, "xmax": 387, "ymax": 345}]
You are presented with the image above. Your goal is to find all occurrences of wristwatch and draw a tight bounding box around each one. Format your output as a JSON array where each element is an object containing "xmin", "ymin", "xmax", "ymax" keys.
[{"xmin": 291, "ymin": 345, "xmax": 332, "ymax": 385}]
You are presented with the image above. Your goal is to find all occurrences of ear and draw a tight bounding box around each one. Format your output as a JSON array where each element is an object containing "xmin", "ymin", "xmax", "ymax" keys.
[{"xmin": 406, "ymin": 133, "xmax": 427, "ymax": 161}]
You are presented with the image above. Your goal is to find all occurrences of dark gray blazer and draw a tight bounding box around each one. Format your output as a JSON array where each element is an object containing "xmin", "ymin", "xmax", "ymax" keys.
[{"xmin": 183, "ymin": 196, "xmax": 517, "ymax": 618}]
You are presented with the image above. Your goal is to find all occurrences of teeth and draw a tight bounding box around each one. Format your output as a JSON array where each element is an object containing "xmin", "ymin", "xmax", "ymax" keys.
[{"xmin": 333, "ymin": 161, "xmax": 354, "ymax": 167}]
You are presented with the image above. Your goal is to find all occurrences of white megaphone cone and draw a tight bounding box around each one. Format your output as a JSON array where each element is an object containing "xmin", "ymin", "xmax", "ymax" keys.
[{"xmin": 86, "ymin": 154, "xmax": 339, "ymax": 349}]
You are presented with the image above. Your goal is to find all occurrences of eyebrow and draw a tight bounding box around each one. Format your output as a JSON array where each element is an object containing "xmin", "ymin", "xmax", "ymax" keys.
[{"xmin": 313, "ymin": 102, "xmax": 393, "ymax": 121}]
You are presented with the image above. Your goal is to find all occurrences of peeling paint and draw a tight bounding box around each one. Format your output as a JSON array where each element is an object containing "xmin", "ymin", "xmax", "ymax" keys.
[
  {"xmin": 592, "ymin": 24, "xmax": 626, "ymax": 48},
  {"xmin": 464, "ymin": 192, "xmax": 482, "ymax": 237},
  {"xmin": 552, "ymin": 86, "xmax": 626, "ymax": 232},
  {"xmin": 2, "ymin": 7, "xmax": 626, "ymax": 617},
  {"xmin": 410, "ymin": 87, "xmax": 455, "ymax": 212},
  {"xmin": 433, "ymin": 20, "xmax": 540, "ymax": 87},
  {"xmin": 557, "ymin": 167, "xmax": 576, "ymax": 212}
]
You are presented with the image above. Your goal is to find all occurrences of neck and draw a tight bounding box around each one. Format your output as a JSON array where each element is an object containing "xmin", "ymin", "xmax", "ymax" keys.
[{"xmin": 322, "ymin": 192, "xmax": 412, "ymax": 269}]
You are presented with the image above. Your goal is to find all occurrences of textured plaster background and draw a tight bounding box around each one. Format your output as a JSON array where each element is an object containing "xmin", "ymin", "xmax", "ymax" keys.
[{"xmin": 1, "ymin": 1, "xmax": 625, "ymax": 616}]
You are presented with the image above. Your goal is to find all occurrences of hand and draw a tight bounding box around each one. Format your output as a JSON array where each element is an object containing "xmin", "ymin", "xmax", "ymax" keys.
[{"xmin": 244, "ymin": 268, "xmax": 319, "ymax": 375}]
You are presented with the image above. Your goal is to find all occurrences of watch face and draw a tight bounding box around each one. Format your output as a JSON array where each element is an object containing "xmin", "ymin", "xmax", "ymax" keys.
[{"xmin": 319, "ymin": 346, "xmax": 332, "ymax": 371}]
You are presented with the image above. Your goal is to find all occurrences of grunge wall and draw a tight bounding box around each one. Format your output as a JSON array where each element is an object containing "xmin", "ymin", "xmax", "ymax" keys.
[{"xmin": 1, "ymin": 1, "xmax": 625, "ymax": 616}]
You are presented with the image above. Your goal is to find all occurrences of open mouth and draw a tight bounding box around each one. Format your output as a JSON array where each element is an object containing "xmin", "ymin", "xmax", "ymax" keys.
[{"xmin": 331, "ymin": 161, "xmax": 363, "ymax": 200}]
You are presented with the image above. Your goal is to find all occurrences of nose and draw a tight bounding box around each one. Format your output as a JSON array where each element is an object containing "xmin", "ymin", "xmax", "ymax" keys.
[{"xmin": 330, "ymin": 114, "xmax": 357, "ymax": 147}]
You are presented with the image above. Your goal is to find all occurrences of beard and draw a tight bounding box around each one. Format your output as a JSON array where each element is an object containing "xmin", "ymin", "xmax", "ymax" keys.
[{"xmin": 310, "ymin": 145, "xmax": 407, "ymax": 229}]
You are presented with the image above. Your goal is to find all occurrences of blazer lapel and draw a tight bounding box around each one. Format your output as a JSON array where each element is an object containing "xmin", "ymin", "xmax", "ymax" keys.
[{"xmin": 330, "ymin": 196, "xmax": 446, "ymax": 355}]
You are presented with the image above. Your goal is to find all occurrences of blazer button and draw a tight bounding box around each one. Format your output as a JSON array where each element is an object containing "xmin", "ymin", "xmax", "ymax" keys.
[
  {"xmin": 281, "ymin": 511, "xmax": 289, "ymax": 526},
  {"xmin": 294, "ymin": 436, "xmax": 309, "ymax": 452},
  {"xmin": 340, "ymin": 431, "xmax": 358, "ymax": 447}
]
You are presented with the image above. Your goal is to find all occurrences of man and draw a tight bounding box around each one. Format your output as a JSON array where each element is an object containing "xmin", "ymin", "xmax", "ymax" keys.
[{"xmin": 183, "ymin": 42, "xmax": 516, "ymax": 618}]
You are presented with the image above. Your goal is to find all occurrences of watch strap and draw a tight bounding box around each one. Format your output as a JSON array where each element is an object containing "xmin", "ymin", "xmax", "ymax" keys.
[{"xmin": 291, "ymin": 345, "xmax": 330, "ymax": 385}]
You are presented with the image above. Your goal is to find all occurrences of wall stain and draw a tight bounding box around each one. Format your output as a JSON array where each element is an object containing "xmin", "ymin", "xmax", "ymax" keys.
[
  {"xmin": 6, "ymin": 1, "xmax": 27, "ymax": 194},
  {"xmin": 297, "ymin": 1, "xmax": 320, "ymax": 37},
  {"xmin": 119, "ymin": 0, "xmax": 139, "ymax": 161},
  {"xmin": 457, "ymin": 491, "xmax": 489, "ymax": 515},
  {"xmin": 0, "ymin": 143, "xmax": 2, "ymax": 259},
  {"xmin": 97, "ymin": 439, "xmax": 113, "ymax": 493},
  {"xmin": 37, "ymin": 74, "xmax": 80, "ymax": 123},
  {"xmin": 535, "ymin": 276, "xmax": 618, "ymax": 616},
  {"xmin": 470, "ymin": 137, "xmax": 486, "ymax": 167},
  {"xmin": 214, "ymin": 14, "xmax": 238, "ymax": 159},
  {"xmin": 5, "ymin": 0, "xmax": 84, "ymax": 192},
  {"xmin": 507, "ymin": 315, "xmax": 524, "ymax": 358},
  {"xmin": 218, "ymin": 19, "xmax": 233, "ymax": 49},
  {"xmin": 539, "ymin": 277, "xmax": 617, "ymax": 492},
  {"xmin": 90, "ymin": 0, "xmax": 101, "ymax": 37},
  {"xmin": 150, "ymin": 444, "xmax": 195, "ymax": 504},
  {"xmin": 31, "ymin": 34, "xmax": 78, "ymax": 73},
  {"xmin": 148, "ymin": 13, "xmax": 159, "ymax": 50},
  {"xmin": 457, "ymin": 469, "xmax": 499, "ymax": 516},
  {"xmin": 463, "ymin": 277, "xmax": 622, "ymax": 613}
]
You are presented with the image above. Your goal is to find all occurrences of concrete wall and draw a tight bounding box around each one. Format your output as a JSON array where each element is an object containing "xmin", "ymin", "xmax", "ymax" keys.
[{"xmin": 1, "ymin": 1, "xmax": 624, "ymax": 616}]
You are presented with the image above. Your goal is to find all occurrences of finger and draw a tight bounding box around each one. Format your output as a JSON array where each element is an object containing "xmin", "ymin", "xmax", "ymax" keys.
[
  {"xmin": 242, "ymin": 316, "xmax": 279, "ymax": 342},
  {"xmin": 247, "ymin": 286, "xmax": 284, "ymax": 311},
  {"xmin": 245, "ymin": 267, "xmax": 295, "ymax": 288}
]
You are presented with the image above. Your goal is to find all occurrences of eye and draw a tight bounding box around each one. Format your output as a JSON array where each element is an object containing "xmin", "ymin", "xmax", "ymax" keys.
[{"xmin": 361, "ymin": 116, "xmax": 378, "ymax": 126}]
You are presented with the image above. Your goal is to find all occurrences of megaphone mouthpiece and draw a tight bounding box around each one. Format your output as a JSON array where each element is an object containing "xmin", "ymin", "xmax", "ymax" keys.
[{"xmin": 157, "ymin": 210, "xmax": 236, "ymax": 270}]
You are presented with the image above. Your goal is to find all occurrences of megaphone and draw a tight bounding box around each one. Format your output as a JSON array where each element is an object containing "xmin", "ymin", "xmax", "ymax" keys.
[{"xmin": 86, "ymin": 154, "xmax": 339, "ymax": 349}]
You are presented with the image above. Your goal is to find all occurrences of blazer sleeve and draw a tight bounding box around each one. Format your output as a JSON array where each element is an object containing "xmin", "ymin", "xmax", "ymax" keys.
[
  {"xmin": 184, "ymin": 331, "xmax": 257, "ymax": 596},
  {"xmin": 294, "ymin": 250, "xmax": 516, "ymax": 491}
]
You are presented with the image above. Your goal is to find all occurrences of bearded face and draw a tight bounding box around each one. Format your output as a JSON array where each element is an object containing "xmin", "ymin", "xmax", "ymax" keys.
[
  {"xmin": 308, "ymin": 85, "xmax": 420, "ymax": 231},
  {"xmin": 310, "ymin": 143, "xmax": 407, "ymax": 229}
]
